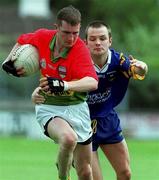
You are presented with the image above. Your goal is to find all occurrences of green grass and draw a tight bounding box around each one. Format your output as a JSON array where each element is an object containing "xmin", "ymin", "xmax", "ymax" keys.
[
  {"xmin": 0, "ymin": 137, "xmax": 159, "ymax": 180},
  {"xmin": 99, "ymin": 139, "xmax": 159, "ymax": 180}
]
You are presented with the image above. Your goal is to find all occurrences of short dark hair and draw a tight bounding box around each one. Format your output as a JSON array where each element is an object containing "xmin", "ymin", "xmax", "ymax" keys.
[
  {"xmin": 85, "ymin": 20, "xmax": 112, "ymax": 39},
  {"xmin": 56, "ymin": 5, "xmax": 81, "ymax": 26}
]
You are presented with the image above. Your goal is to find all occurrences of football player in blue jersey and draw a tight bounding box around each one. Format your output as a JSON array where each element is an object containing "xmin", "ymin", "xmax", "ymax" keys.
[
  {"xmin": 32, "ymin": 20, "xmax": 148, "ymax": 180},
  {"xmin": 85, "ymin": 20, "xmax": 147, "ymax": 180}
]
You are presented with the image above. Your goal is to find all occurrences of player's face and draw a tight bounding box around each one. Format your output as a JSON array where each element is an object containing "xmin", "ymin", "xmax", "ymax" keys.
[
  {"xmin": 57, "ymin": 20, "xmax": 80, "ymax": 48},
  {"xmin": 86, "ymin": 26, "xmax": 112, "ymax": 56}
]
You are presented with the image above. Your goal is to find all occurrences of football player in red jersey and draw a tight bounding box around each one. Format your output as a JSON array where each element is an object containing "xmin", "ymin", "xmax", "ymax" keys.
[{"xmin": 2, "ymin": 6, "xmax": 98, "ymax": 180}]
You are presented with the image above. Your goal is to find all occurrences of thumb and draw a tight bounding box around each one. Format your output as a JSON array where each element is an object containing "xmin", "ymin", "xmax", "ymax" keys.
[{"xmin": 129, "ymin": 55, "xmax": 134, "ymax": 60}]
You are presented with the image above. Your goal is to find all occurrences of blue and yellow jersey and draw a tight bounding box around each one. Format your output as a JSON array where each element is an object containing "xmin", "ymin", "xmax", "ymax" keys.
[{"xmin": 87, "ymin": 49, "xmax": 130, "ymax": 118}]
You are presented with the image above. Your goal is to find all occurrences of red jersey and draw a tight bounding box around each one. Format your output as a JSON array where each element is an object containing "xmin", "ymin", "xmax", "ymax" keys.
[
  {"xmin": 17, "ymin": 28, "xmax": 97, "ymax": 81},
  {"xmin": 17, "ymin": 28, "xmax": 98, "ymax": 105}
]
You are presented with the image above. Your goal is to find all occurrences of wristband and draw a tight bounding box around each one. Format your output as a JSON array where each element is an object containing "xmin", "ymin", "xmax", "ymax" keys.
[{"xmin": 63, "ymin": 81, "xmax": 69, "ymax": 91}]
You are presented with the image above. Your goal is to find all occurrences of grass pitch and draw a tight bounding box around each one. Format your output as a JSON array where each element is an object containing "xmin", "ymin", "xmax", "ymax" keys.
[{"xmin": 0, "ymin": 136, "xmax": 159, "ymax": 180}]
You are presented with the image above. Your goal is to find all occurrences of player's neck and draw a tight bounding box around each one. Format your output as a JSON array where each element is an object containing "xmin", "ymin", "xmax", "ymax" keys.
[
  {"xmin": 54, "ymin": 40, "xmax": 63, "ymax": 57},
  {"xmin": 92, "ymin": 54, "xmax": 108, "ymax": 68}
]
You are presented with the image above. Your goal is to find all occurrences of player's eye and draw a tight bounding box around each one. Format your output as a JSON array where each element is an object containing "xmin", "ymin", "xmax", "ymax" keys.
[
  {"xmin": 72, "ymin": 32, "xmax": 79, "ymax": 36},
  {"xmin": 100, "ymin": 36, "xmax": 107, "ymax": 41},
  {"xmin": 62, "ymin": 31, "xmax": 78, "ymax": 36},
  {"xmin": 89, "ymin": 37, "xmax": 96, "ymax": 41},
  {"xmin": 62, "ymin": 31, "xmax": 71, "ymax": 34}
]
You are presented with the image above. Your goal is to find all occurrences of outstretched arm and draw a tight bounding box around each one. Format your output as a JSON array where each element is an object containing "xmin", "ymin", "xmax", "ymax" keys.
[{"xmin": 39, "ymin": 76, "xmax": 98, "ymax": 93}]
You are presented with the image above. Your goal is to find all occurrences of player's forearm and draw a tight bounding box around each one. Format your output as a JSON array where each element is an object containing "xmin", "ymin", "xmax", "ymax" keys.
[
  {"xmin": 67, "ymin": 77, "xmax": 98, "ymax": 92},
  {"xmin": 39, "ymin": 76, "xmax": 98, "ymax": 93}
]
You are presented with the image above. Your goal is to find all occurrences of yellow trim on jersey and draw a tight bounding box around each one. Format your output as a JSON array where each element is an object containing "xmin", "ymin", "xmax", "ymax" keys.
[{"xmin": 91, "ymin": 119, "xmax": 97, "ymax": 134}]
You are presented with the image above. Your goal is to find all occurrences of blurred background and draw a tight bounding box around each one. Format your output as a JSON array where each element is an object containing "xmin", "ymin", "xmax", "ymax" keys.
[
  {"xmin": 0, "ymin": 1, "xmax": 159, "ymax": 180},
  {"xmin": 0, "ymin": 0, "xmax": 159, "ymax": 139}
]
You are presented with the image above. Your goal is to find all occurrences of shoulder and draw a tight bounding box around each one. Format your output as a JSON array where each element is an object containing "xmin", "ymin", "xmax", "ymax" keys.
[
  {"xmin": 110, "ymin": 48, "xmax": 129, "ymax": 65},
  {"xmin": 110, "ymin": 49, "xmax": 122, "ymax": 61}
]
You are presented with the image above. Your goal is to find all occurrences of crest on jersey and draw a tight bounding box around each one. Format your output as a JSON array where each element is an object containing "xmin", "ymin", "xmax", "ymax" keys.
[{"xmin": 58, "ymin": 66, "xmax": 67, "ymax": 78}]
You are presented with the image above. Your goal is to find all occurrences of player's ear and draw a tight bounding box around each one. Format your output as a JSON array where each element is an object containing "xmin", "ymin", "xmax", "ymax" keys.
[
  {"xmin": 109, "ymin": 37, "xmax": 112, "ymax": 46},
  {"xmin": 53, "ymin": 23, "xmax": 58, "ymax": 29}
]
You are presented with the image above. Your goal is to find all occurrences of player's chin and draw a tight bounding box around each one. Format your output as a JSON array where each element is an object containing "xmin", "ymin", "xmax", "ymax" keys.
[
  {"xmin": 65, "ymin": 41, "xmax": 76, "ymax": 47},
  {"xmin": 93, "ymin": 51, "xmax": 105, "ymax": 56}
]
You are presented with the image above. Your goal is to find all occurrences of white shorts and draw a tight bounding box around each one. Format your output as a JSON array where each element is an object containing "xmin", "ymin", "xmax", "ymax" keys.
[{"xmin": 35, "ymin": 102, "xmax": 92, "ymax": 143}]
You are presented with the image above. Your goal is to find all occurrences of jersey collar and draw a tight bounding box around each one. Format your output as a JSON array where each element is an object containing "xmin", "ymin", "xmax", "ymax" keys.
[
  {"xmin": 49, "ymin": 35, "xmax": 70, "ymax": 63},
  {"xmin": 94, "ymin": 49, "xmax": 112, "ymax": 73}
]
